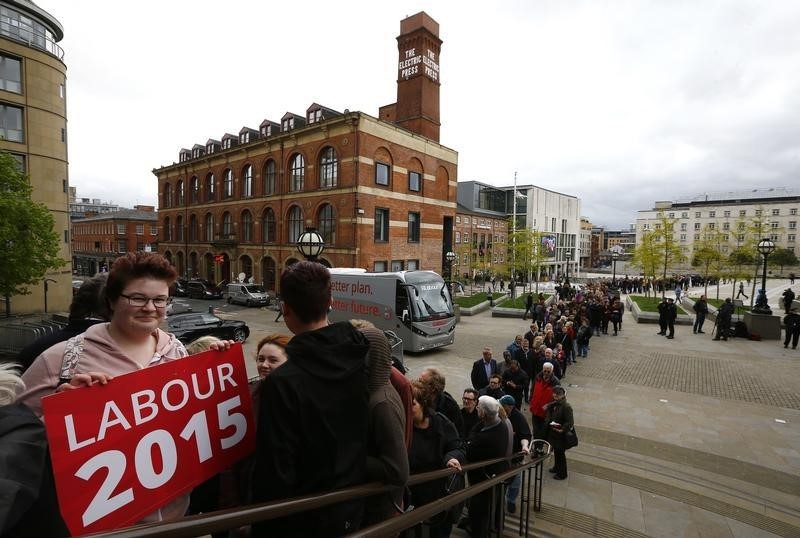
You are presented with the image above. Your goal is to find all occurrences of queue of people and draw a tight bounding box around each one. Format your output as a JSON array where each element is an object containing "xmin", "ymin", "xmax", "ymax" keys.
[{"xmin": 2, "ymin": 255, "xmax": 571, "ymax": 538}]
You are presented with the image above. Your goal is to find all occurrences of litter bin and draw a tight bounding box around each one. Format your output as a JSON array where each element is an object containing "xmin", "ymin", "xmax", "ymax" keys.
[{"xmin": 487, "ymin": 292, "xmax": 494, "ymax": 307}]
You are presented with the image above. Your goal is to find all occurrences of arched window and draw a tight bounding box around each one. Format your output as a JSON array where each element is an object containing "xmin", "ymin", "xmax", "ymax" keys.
[
  {"xmin": 190, "ymin": 176, "xmax": 199, "ymax": 203},
  {"xmin": 205, "ymin": 213, "xmax": 214, "ymax": 241},
  {"xmin": 205, "ymin": 173, "xmax": 215, "ymax": 202},
  {"xmin": 242, "ymin": 164, "xmax": 253, "ymax": 198},
  {"xmin": 189, "ymin": 252, "xmax": 198, "ymax": 278},
  {"xmin": 189, "ymin": 214, "xmax": 198, "ymax": 241},
  {"xmin": 222, "ymin": 212, "xmax": 233, "ymax": 238},
  {"xmin": 262, "ymin": 257, "xmax": 276, "ymax": 291},
  {"xmin": 163, "ymin": 216, "xmax": 172, "ymax": 241},
  {"xmin": 289, "ymin": 154, "xmax": 304, "ymax": 192},
  {"xmin": 240, "ymin": 255, "xmax": 253, "ymax": 280},
  {"xmin": 262, "ymin": 208, "xmax": 276, "ymax": 243},
  {"xmin": 318, "ymin": 203, "xmax": 336, "ymax": 245},
  {"xmin": 264, "ymin": 160, "xmax": 276, "ymax": 195},
  {"xmin": 204, "ymin": 253, "xmax": 215, "ymax": 280},
  {"xmin": 223, "ymin": 169, "xmax": 233, "ymax": 198},
  {"xmin": 176, "ymin": 179, "xmax": 185, "ymax": 205},
  {"xmin": 163, "ymin": 184, "xmax": 173, "ymax": 208},
  {"xmin": 288, "ymin": 206, "xmax": 303, "ymax": 243},
  {"xmin": 319, "ymin": 147, "xmax": 338, "ymax": 188},
  {"xmin": 175, "ymin": 215, "xmax": 184, "ymax": 241},
  {"xmin": 241, "ymin": 210, "xmax": 253, "ymax": 242}
]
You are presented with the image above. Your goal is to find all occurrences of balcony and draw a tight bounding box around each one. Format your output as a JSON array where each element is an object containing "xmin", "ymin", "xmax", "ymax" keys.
[{"xmin": 211, "ymin": 234, "xmax": 238, "ymax": 248}]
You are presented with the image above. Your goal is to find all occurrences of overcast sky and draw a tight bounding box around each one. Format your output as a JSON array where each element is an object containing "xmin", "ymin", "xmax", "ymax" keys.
[{"xmin": 47, "ymin": 0, "xmax": 800, "ymax": 229}]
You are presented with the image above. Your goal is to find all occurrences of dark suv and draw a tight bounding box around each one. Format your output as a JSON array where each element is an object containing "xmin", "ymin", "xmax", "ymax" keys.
[{"xmin": 186, "ymin": 279, "xmax": 223, "ymax": 300}]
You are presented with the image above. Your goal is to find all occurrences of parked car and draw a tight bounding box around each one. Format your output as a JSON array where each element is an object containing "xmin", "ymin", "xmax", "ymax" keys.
[
  {"xmin": 167, "ymin": 312, "xmax": 249, "ymax": 343},
  {"xmin": 71, "ymin": 280, "xmax": 84, "ymax": 296},
  {"xmin": 186, "ymin": 279, "xmax": 223, "ymax": 300},
  {"xmin": 171, "ymin": 278, "xmax": 189, "ymax": 297},
  {"xmin": 227, "ymin": 283, "xmax": 272, "ymax": 307},
  {"xmin": 166, "ymin": 299, "xmax": 193, "ymax": 316}
]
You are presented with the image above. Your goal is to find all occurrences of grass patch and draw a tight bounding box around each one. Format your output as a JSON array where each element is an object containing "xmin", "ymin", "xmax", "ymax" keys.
[
  {"xmin": 629, "ymin": 295, "xmax": 662, "ymax": 313},
  {"xmin": 504, "ymin": 294, "xmax": 552, "ymax": 309},
  {"xmin": 707, "ymin": 298, "xmax": 751, "ymax": 312},
  {"xmin": 455, "ymin": 292, "xmax": 505, "ymax": 308}
]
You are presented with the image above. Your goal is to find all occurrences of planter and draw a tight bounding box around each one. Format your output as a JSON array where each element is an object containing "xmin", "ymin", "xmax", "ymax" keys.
[{"xmin": 626, "ymin": 296, "xmax": 693, "ymax": 325}]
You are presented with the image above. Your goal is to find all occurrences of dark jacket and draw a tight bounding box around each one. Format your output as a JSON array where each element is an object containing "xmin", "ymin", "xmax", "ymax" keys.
[
  {"xmin": 460, "ymin": 408, "xmax": 480, "ymax": 439},
  {"xmin": 506, "ymin": 407, "xmax": 532, "ymax": 455},
  {"xmin": 470, "ymin": 358, "xmax": 498, "ymax": 391},
  {"xmin": 436, "ymin": 391, "xmax": 464, "ymax": 440},
  {"xmin": 15, "ymin": 319, "xmax": 105, "ymax": 372},
  {"xmin": 545, "ymin": 399, "xmax": 574, "ymax": 451},
  {"xmin": 466, "ymin": 420, "xmax": 509, "ymax": 484},
  {"xmin": 0, "ymin": 403, "xmax": 69, "ymax": 538},
  {"xmin": 693, "ymin": 299, "xmax": 709, "ymax": 316},
  {"xmin": 718, "ymin": 301, "xmax": 735, "ymax": 321},
  {"xmin": 252, "ymin": 322, "xmax": 370, "ymax": 537},
  {"xmin": 408, "ymin": 413, "xmax": 465, "ymax": 508}
]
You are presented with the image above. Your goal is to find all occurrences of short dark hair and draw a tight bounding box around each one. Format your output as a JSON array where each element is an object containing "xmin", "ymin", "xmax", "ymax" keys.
[
  {"xmin": 279, "ymin": 261, "xmax": 331, "ymax": 324},
  {"xmin": 552, "ymin": 386, "xmax": 566, "ymax": 397},
  {"xmin": 69, "ymin": 274, "xmax": 110, "ymax": 322},
  {"xmin": 105, "ymin": 252, "xmax": 177, "ymax": 303},
  {"xmin": 463, "ymin": 388, "xmax": 478, "ymax": 399}
]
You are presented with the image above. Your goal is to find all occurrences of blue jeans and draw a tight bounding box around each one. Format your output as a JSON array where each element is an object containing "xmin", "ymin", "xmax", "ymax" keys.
[
  {"xmin": 578, "ymin": 343, "xmax": 589, "ymax": 357},
  {"xmin": 506, "ymin": 473, "xmax": 522, "ymax": 505}
]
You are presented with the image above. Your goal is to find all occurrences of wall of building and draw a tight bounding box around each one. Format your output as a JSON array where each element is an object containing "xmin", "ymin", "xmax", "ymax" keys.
[{"xmin": 1, "ymin": 21, "xmax": 70, "ymax": 314}]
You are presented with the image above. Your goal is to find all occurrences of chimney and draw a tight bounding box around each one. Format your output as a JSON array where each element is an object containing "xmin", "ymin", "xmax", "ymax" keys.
[{"xmin": 393, "ymin": 12, "xmax": 442, "ymax": 142}]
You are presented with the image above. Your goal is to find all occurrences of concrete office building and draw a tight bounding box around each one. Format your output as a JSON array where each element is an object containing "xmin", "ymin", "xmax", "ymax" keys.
[
  {"xmin": 155, "ymin": 12, "xmax": 457, "ymax": 291},
  {"xmin": 457, "ymin": 180, "xmax": 581, "ymax": 279},
  {"xmin": 1, "ymin": 0, "xmax": 70, "ymax": 314},
  {"xmin": 636, "ymin": 188, "xmax": 800, "ymax": 259}
]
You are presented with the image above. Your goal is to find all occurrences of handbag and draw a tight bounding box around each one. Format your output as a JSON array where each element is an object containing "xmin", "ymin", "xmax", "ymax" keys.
[{"xmin": 564, "ymin": 426, "xmax": 579, "ymax": 450}]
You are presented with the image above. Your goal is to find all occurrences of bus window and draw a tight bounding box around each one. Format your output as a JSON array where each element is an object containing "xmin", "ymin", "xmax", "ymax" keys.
[
  {"xmin": 396, "ymin": 282, "xmax": 411, "ymax": 323},
  {"xmin": 409, "ymin": 280, "xmax": 452, "ymax": 321}
]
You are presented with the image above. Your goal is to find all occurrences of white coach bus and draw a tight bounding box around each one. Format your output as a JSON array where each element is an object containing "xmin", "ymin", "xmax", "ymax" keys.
[{"xmin": 328, "ymin": 268, "xmax": 456, "ymax": 352}]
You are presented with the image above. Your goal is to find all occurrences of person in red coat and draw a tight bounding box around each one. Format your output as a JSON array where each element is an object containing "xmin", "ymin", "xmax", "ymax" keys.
[{"xmin": 529, "ymin": 362, "xmax": 561, "ymax": 444}]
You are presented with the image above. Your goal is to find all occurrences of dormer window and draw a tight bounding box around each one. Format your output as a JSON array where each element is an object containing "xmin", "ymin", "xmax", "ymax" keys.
[
  {"xmin": 222, "ymin": 139, "xmax": 232, "ymax": 149},
  {"xmin": 282, "ymin": 118, "xmax": 294, "ymax": 131},
  {"xmin": 192, "ymin": 147, "xmax": 204, "ymax": 159},
  {"xmin": 240, "ymin": 132, "xmax": 250, "ymax": 144},
  {"xmin": 207, "ymin": 144, "xmax": 215, "ymax": 154},
  {"xmin": 308, "ymin": 109, "xmax": 322, "ymax": 123}
]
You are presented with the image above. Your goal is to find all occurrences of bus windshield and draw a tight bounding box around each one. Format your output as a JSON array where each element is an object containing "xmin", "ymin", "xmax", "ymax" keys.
[{"xmin": 408, "ymin": 280, "xmax": 452, "ymax": 321}]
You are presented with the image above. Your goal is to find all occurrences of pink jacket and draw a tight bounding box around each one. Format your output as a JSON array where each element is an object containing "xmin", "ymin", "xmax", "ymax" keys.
[{"xmin": 18, "ymin": 322, "xmax": 190, "ymax": 525}]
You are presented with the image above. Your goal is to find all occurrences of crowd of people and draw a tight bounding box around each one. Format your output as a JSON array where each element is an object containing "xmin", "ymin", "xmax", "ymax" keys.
[{"xmin": 4, "ymin": 252, "xmax": 797, "ymax": 537}]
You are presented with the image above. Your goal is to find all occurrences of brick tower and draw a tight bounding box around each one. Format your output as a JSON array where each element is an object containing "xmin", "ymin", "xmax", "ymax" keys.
[{"xmin": 380, "ymin": 12, "xmax": 442, "ymax": 142}]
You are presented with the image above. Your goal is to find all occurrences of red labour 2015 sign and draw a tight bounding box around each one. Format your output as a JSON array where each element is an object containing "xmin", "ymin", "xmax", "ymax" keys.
[{"xmin": 42, "ymin": 344, "xmax": 255, "ymax": 535}]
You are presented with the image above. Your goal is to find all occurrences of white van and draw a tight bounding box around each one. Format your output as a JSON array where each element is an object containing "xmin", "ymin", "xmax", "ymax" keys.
[{"xmin": 226, "ymin": 283, "xmax": 271, "ymax": 307}]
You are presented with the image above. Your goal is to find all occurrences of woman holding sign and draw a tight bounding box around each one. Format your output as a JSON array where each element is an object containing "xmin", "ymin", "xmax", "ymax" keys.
[{"xmin": 17, "ymin": 252, "xmax": 195, "ymax": 525}]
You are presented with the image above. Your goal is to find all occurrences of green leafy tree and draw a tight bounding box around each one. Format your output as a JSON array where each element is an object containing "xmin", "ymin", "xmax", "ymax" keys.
[
  {"xmin": 770, "ymin": 248, "xmax": 798, "ymax": 274},
  {"xmin": 508, "ymin": 228, "xmax": 546, "ymax": 293},
  {"xmin": 630, "ymin": 230, "xmax": 661, "ymax": 296},
  {"xmin": 0, "ymin": 151, "xmax": 64, "ymax": 316},
  {"xmin": 650, "ymin": 212, "xmax": 686, "ymax": 296},
  {"xmin": 691, "ymin": 228, "xmax": 722, "ymax": 297}
]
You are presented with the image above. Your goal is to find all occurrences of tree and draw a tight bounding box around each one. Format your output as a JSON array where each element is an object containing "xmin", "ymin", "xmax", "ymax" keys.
[
  {"xmin": 508, "ymin": 228, "xmax": 546, "ymax": 293},
  {"xmin": 630, "ymin": 230, "xmax": 661, "ymax": 296},
  {"xmin": 651, "ymin": 212, "xmax": 686, "ymax": 296},
  {"xmin": 770, "ymin": 248, "xmax": 798, "ymax": 274},
  {"xmin": 0, "ymin": 151, "xmax": 64, "ymax": 316}
]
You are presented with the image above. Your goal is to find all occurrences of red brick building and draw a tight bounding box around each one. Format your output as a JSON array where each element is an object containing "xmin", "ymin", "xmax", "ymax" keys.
[
  {"xmin": 154, "ymin": 12, "xmax": 457, "ymax": 291},
  {"xmin": 71, "ymin": 206, "xmax": 158, "ymax": 275}
]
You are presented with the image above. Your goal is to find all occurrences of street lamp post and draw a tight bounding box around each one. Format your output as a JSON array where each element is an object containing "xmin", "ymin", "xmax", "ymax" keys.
[
  {"xmin": 296, "ymin": 228, "xmax": 325, "ymax": 262},
  {"xmin": 445, "ymin": 251, "xmax": 457, "ymax": 297},
  {"xmin": 612, "ymin": 252, "xmax": 619, "ymax": 286},
  {"xmin": 43, "ymin": 278, "xmax": 56, "ymax": 314},
  {"xmin": 565, "ymin": 250, "xmax": 572, "ymax": 281},
  {"xmin": 752, "ymin": 238, "xmax": 775, "ymax": 315}
]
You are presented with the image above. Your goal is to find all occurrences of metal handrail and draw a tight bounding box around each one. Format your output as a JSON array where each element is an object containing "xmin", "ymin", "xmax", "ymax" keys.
[{"xmin": 82, "ymin": 450, "xmax": 551, "ymax": 538}]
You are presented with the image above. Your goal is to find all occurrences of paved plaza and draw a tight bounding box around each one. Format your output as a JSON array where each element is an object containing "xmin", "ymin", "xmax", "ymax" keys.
[{"xmin": 229, "ymin": 278, "xmax": 800, "ymax": 537}]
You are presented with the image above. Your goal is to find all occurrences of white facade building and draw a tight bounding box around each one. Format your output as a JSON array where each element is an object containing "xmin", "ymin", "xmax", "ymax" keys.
[{"xmin": 636, "ymin": 188, "xmax": 799, "ymax": 258}]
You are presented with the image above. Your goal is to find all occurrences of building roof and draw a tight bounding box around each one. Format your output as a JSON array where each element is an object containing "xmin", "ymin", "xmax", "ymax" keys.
[
  {"xmin": 73, "ymin": 209, "xmax": 157, "ymax": 223},
  {"xmin": 455, "ymin": 202, "xmax": 507, "ymax": 219},
  {"xmin": 672, "ymin": 187, "xmax": 800, "ymax": 205}
]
